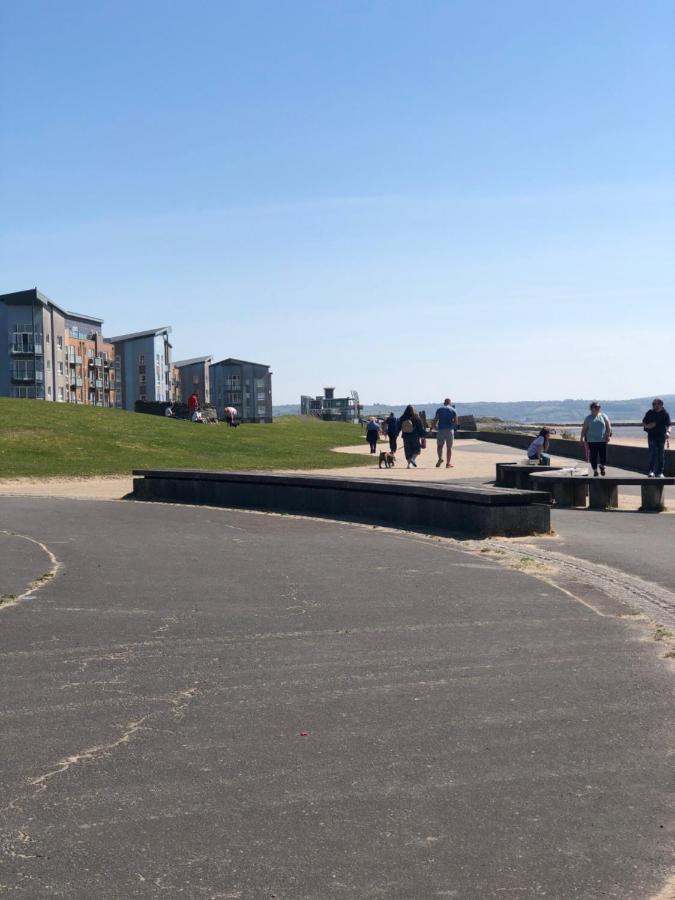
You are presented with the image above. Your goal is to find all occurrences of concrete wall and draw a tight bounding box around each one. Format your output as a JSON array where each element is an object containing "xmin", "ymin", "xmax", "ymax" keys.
[
  {"xmin": 132, "ymin": 470, "xmax": 551, "ymax": 538},
  {"xmin": 474, "ymin": 431, "xmax": 674, "ymax": 476}
]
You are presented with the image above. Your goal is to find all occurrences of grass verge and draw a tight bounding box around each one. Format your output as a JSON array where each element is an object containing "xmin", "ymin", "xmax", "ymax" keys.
[{"xmin": 0, "ymin": 400, "xmax": 366, "ymax": 477}]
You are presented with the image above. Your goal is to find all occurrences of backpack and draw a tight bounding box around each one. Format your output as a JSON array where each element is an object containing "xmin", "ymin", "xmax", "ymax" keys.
[{"xmin": 401, "ymin": 418, "xmax": 414, "ymax": 434}]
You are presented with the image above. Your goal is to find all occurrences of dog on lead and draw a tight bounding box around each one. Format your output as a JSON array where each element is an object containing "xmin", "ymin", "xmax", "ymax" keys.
[{"xmin": 378, "ymin": 450, "xmax": 396, "ymax": 469}]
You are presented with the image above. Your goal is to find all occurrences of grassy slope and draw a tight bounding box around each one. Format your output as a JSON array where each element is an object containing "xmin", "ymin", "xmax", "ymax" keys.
[{"xmin": 0, "ymin": 399, "xmax": 366, "ymax": 477}]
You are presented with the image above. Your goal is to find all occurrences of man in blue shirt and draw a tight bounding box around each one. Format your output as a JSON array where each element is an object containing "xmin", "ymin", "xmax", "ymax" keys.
[{"xmin": 432, "ymin": 398, "xmax": 458, "ymax": 468}]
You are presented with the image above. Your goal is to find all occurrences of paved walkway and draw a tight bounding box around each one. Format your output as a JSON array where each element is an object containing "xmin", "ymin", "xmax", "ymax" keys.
[
  {"xmin": 0, "ymin": 497, "xmax": 673, "ymax": 898},
  {"xmin": 0, "ymin": 438, "xmax": 671, "ymax": 511}
]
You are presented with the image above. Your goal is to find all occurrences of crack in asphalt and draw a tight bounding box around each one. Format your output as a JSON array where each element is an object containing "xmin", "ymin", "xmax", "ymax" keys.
[
  {"xmin": 2, "ymin": 685, "xmax": 201, "ymax": 819},
  {"xmin": 0, "ymin": 530, "xmax": 63, "ymax": 611}
]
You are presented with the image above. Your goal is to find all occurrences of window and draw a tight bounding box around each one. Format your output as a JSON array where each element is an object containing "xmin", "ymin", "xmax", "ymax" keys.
[
  {"xmin": 138, "ymin": 365, "xmax": 146, "ymax": 374},
  {"xmin": 139, "ymin": 374, "xmax": 146, "ymax": 385},
  {"xmin": 46, "ymin": 333, "xmax": 50, "ymax": 344},
  {"xmin": 140, "ymin": 393, "xmax": 147, "ymax": 401},
  {"xmin": 138, "ymin": 353, "xmax": 145, "ymax": 365},
  {"xmin": 58, "ymin": 387, "xmax": 64, "ymax": 401},
  {"xmin": 58, "ymin": 362, "xmax": 63, "ymax": 375},
  {"xmin": 47, "ymin": 359, "xmax": 51, "ymax": 370},
  {"xmin": 12, "ymin": 360, "xmax": 35, "ymax": 380},
  {"xmin": 11, "ymin": 326, "xmax": 34, "ymax": 352},
  {"xmin": 47, "ymin": 386, "xmax": 52, "ymax": 397},
  {"xmin": 57, "ymin": 336, "xmax": 63, "ymax": 350},
  {"xmin": 88, "ymin": 348, "xmax": 94, "ymax": 359}
]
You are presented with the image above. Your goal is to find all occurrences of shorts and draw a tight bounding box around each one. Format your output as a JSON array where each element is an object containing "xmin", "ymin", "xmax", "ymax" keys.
[{"xmin": 436, "ymin": 428, "xmax": 455, "ymax": 449}]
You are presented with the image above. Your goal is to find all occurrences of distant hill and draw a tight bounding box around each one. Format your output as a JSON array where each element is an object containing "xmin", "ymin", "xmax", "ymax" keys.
[{"xmin": 275, "ymin": 395, "xmax": 675, "ymax": 423}]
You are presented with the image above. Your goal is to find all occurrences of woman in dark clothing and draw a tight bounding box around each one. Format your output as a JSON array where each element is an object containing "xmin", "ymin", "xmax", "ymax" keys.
[{"xmin": 397, "ymin": 404, "xmax": 426, "ymax": 468}]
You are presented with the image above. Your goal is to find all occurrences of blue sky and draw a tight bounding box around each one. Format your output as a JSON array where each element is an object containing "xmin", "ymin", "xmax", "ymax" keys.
[{"xmin": 1, "ymin": 0, "xmax": 673, "ymax": 404}]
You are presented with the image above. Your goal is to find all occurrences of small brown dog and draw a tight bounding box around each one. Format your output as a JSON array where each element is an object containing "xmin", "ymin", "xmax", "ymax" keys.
[{"xmin": 378, "ymin": 450, "xmax": 396, "ymax": 469}]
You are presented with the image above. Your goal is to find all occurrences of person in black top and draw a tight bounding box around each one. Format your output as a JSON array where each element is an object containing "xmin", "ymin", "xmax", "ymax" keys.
[
  {"xmin": 397, "ymin": 405, "xmax": 426, "ymax": 469},
  {"xmin": 642, "ymin": 398, "xmax": 671, "ymax": 477},
  {"xmin": 385, "ymin": 412, "xmax": 398, "ymax": 452}
]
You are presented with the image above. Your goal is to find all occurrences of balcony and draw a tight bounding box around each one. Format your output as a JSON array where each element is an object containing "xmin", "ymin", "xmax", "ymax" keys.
[
  {"xmin": 94, "ymin": 357, "xmax": 102, "ymax": 366},
  {"xmin": 95, "ymin": 379, "xmax": 103, "ymax": 388},
  {"xmin": 10, "ymin": 342, "xmax": 35, "ymax": 355}
]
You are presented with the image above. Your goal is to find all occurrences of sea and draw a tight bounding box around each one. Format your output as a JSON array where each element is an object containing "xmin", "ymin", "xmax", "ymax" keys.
[{"xmin": 548, "ymin": 424, "xmax": 646, "ymax": 442}]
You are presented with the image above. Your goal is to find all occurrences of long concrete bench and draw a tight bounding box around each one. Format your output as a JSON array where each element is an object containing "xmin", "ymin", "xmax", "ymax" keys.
[
  {"xmin": 495, "ymin": 461, "xmax": 565, "ymax": 489},
  {"xmin": 132, "ymin": 469, "xmax": 551, "ymax": 538},
  {"xmin": 529, "ymin": 473, "xmax": 674, "ymax": 511}
]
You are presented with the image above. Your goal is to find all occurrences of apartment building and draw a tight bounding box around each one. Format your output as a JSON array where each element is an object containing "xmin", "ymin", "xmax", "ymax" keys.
[
  {"xmin": 106, "ymin": 326, "xmax": 172, "ymax": 411},
  {"xmin": 0, "ymin": 288, "xmax": 116, "ymax": 406},
  {"xmin": 210, "ymin": 358, "xmax": 272, "ymax": 422},
  {"xmin": 64, "ymin": 320, "xmax": 116, "ymax": 407},
  {"xmin": 173, "ymin": 356, "xmax": 212, "ymax": 407}
]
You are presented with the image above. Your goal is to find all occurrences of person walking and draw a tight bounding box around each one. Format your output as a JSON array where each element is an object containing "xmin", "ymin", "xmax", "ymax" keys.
[
  {"xmin": 397, "ymin": 405, "xmax": 426, "ymax": 469},
  {"xmin": 431, "ymin": 398, "xmax": 458, "ymax": 468},
  {"xmin": 527, "ymin": 427, "xmax": 552, "ymax": 465},
  {"xmin": 385, "ymin": 412, "xmax": 398, "ymax": 452},
  {"xmin": 366, "ymin": 417, "xmax": 381, "ymax": 454},
  {"xmin": 642, "ymin": 398, "xmax": 671, "ymax": 477},
  {"xmin": 580, "ymin": 401, "xmax": 612, "ymax": 476}
]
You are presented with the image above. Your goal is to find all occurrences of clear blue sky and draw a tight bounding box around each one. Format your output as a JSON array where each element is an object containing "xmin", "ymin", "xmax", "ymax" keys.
[{"xmin": 2, "ymin": 0, "xmax": 673, "ymax": 404}]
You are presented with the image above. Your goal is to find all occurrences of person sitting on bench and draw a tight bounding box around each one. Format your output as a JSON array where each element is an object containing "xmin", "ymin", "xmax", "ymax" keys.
[{"xmin": 527, "ymin": 428, "xmax": 552, "ymax": 466}]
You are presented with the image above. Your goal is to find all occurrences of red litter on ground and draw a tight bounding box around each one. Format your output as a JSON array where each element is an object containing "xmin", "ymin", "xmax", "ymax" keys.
[{"xmin": 299, "ymin": 731, "xmax": 310, "ymax": 737}]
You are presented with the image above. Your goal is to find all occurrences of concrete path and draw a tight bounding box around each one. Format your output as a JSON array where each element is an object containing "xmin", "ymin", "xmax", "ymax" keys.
[
  {"xmin": 545, "ymin": 508, "xmax": 675, "ymax": 594},
  {"xmin": 0, "ymin": 497, "xmax": 673, "ymax": 898}
]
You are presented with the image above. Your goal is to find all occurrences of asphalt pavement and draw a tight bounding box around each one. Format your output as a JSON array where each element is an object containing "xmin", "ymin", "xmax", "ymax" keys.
[
  {"xmin": 0, "ymin": 497, "xmax": 673, "ymax": 899},
  {"xmin": 544, "ymin": 508, "xmax": 675, "ymax": 594}
]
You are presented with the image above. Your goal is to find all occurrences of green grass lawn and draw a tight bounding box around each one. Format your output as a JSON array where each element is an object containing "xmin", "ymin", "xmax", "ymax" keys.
[{"xmin": 0, "ymin": 399, "xmax": 367, "ymax": 477}]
